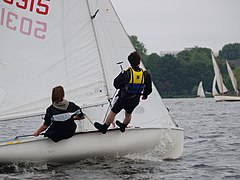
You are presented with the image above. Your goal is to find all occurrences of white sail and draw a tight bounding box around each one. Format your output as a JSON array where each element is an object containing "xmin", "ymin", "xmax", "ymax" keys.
[
  {"xmin": 0, "ymin": 1, "xmax": 108, "ymax": 120},
  {"xmin": 211, "ymin": 52, "xmax": 228, "ymax": 94},
  {"xmin": 197, "ymin": 81, "xmax": 205, "ymax": 98},
  {"xmin": 0, "ymin": 0, "xmax": 174, "ymax": 127},
  {"xmin": 226, "ymin": 60, "xmax": 239, "ymax": 95},
  {"xmin": 212, "ymin": 76, "xmax": 219, "ymax": 96}
]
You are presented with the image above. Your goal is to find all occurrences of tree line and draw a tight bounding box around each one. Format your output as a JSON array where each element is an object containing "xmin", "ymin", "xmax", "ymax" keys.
[{"xmin": 129, "ymin": 35, "xmax": 240, "ymax": 97}]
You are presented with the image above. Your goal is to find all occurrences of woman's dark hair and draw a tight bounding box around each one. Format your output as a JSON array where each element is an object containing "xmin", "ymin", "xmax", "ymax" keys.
[
  {"xmin": 52, "ymin": 86, "xmax": 64, "ymax": 103},
  {"xmin": 128, "ymin": 51, "xmax": 141, "ymax": 66}
]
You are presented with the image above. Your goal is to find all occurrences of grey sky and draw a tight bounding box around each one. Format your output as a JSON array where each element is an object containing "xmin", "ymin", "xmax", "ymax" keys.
[{"xmin": 111, "ymin": 0, "xmax": 240, "ymax": 54}]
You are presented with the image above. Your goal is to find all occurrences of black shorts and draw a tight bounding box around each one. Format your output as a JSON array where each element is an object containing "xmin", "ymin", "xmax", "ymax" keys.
[
  {"xmin": 111, "ymin": 95, "xmax": 140, "ymax": 114},
  {"xmin": 44, "ymin": 120, "xmax": 77, "ymax": 142}
]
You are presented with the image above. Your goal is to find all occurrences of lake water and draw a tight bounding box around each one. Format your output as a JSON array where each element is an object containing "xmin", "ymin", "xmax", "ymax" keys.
[{"xmin": 0, "ymin": 98, "xmax": 240, "ymax": 179}]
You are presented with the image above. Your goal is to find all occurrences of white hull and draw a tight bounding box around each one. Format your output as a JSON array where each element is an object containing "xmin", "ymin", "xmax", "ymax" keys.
[
  {"xmin": 214, "ymin": 95, "xmax": 240, "ymax": 102},
  {"xmin": 0, "ymin": 127, "xmax": 184, "ymax": 163}
]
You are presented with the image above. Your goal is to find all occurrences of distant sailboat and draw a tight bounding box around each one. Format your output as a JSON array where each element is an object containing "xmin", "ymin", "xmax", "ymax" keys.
[
  {"xmin": 197, "ymin": 81, "xmax": 205, "ymax": 98},
  {"xmin": 211, "ymin": 52, "xmax": 240, "ymax": 101}
]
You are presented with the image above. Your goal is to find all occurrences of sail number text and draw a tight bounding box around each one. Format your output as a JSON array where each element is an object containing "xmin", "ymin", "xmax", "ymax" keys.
[
  {"xmin": 0, "ymin": 7, "xmax": 47, "ymax": 39},
  {"xmin": 3, "ymin": 0, "xmax": 49, "ymax": 15}
]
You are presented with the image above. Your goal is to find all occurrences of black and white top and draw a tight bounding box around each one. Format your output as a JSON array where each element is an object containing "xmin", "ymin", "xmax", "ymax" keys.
[
  {"xmin": 44, "ymin": 101, "xmax": 83, "ymax": 126},
  {"xmin": 43, "ymin": 101, "xmax": 84, "ymax": 142}
]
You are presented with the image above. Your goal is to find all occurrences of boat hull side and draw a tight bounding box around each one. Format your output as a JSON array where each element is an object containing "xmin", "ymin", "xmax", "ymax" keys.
[
  {"xmin": 163, "ymin": 127, "xmax": 184, "ymax": 159},
  {"xmin": 214, "ymin": 95, "xmax": 240, "ymax": 102},
  {"xmin": 0, "ymin": 128, "xmax": 184, "ymax": 162}
]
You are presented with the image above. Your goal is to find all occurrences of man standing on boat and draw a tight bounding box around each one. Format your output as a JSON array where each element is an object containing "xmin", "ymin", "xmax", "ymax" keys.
[
  {"xmin": 34, "ymin": 86, "xmax": 85, "ymax": 142},
  {"xmin": 94, "ymin": 51, "xmax": 152, "ymax": 134}
]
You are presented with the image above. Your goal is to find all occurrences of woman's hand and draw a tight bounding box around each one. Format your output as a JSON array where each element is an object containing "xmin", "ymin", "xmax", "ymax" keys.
[
  {"xmin": 34, "ymin": 131, "xmax": 39, "ymax": 137},
  {"xmin": 73, "ymin": 114, "xmax": 85, "ymax": 120}
]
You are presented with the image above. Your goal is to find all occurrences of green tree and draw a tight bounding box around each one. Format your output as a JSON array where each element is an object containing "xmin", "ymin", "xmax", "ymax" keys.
[
  {"xmin": 177, "ymin": 47, "xmax": 212, "ymax": 65},
  {"xmin": 219, "ymin": 43, "xmax": 240, "ymax": 60},
  {"xmin": 176, "ymin": 47, "xmax": 213, "ymax": 94},
  {"xmin": 129, "ymin": 35, "xmax": 147, "ymax": 56},
  {"xmin": 146, "ymin": 53, "xmax": 185, "ymax": 95}
]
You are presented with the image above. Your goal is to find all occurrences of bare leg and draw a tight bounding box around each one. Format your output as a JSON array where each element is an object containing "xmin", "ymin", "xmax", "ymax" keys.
[
  {"xmin": 105, "ymin": 110, "xmax": 116, "ymax": 125},
  {"xmin": 123, "ymin": 112, "xmax": 131, "ymax": 125}
]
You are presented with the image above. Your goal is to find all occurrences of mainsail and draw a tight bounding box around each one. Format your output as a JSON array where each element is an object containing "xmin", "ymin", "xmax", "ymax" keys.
[
  {"xmin": 197, "ymin": 81, "xmax": 205, "ymax": 98},
  {"xmin": 212, "ymin": 76, "xmax": 219, "ymax": 96},
  {"xmin": 0, "ymin": 0, "xmax": 173, "ymax": 129},
  {"xmin": 211, "ymin": 52, "xmax": 228, "ymax": 94},
  {"xmin": 226, "ymin": 60, "xmax": 239, "ymax": 95}
]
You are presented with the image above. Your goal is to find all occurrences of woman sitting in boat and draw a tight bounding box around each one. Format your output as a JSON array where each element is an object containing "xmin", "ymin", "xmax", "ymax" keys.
[{"xmin": 34, "ymin": 86, "xmax": 84, "ymax": 142}]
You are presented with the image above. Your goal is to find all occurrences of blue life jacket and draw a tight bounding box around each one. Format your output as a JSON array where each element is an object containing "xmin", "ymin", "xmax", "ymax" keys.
[{"xmin": 126, "ymin": 67, "xmax": 145, "ymax": 94}]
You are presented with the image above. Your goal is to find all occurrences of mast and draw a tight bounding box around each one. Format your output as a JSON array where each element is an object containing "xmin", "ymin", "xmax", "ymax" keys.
[
  {"xmin": 61, "ymin": 1, "xmax": 70, "ymax": 85},
  {"xmin": 85, "ymin": 0, "xmax": 110, "ymax": 98}
]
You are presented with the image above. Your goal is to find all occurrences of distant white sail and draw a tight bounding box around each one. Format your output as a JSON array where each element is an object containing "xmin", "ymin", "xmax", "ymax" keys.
[
  {"xmin": 197, "ymin": 81, "xmax": 205, "ymax": 98},
  {"xmin": 212, "ymin": 76, "xmax": 219, "ymax": 96},
  {"xmin": 211, "ymin": 52, "xmax": 228, "ymax": 94},
  {"xmin": 226, "ymin": 60, "xmax": 239, "ymax": 95}
]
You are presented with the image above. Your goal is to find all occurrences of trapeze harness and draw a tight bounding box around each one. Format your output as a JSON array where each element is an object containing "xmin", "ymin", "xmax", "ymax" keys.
[{"xmin": 126, "ymin": 67, "xmax": 145, "ymax": 94}]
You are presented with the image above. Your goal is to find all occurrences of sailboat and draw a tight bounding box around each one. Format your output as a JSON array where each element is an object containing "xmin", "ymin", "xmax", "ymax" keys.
[
  {"xmin": 0, "ymin": 0, "xmax": 184, "ymax": 162},
  {"xmin": 197, "ymin": 81, "xmax": 205, "ymax": 98},
  {"xmin": 211, "ymin": 52, "xmax": 240, "ymax": 101}
]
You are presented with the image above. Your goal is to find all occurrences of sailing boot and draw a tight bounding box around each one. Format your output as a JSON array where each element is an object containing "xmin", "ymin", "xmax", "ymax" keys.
[
  {"xmin": 116, "ymin": 120, "xmax": 127, "ymax": 133},
  {"xmin": 94, "ymin": 122, "xmax": 109, "ymax": 134}
]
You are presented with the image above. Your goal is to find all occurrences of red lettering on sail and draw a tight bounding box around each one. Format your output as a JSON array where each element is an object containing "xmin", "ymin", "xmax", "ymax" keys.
[
  {"xmin": 3, "ymin": 0, "xmax": 13, "ymax": 5},
  {"xmin": 3, "ymin": 0, "xmax": 50, "ymax": 15},
  {"xmin": 20, "ymin": 17, "xmax": 32, "ymax": 35},
  {"xmin": 0, "ymin": 7, "xmax": 5, "ymax": 25},
  {"xmin": 36, "ymin": 0, "xmax": 49, "ymax": 15},
  {"xmin": 0, "ymin": 7, "xmax": 47, "ymax": 40},
  {"xmin": 16, "ymin": 0, "xmax": 28, "ymax": 10},
  {"xmin": 34, "ymin": 21, "xmax": 47, "ymax": 39},
  {"xmin": 7, "ymin": 11, "xmax": 17, "ymax": 31}
]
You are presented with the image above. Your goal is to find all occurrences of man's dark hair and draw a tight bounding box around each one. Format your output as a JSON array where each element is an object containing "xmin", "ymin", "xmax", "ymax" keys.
[{"xmin": 128, "ymin": 51, "xmax": 141, "ymax": 66}]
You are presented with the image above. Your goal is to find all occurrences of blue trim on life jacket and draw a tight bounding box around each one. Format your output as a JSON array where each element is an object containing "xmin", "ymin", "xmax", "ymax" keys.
[{"xmin": 127, "ymin": 67, "xmax": 145, "ymax": 94}]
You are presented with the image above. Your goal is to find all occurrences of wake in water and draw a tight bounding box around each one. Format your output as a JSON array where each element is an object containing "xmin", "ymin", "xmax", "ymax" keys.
[
  {"xmin": 0, "ymin": 161, "xmax": 68, "ymax": 179},
  {"xmin": 0, "ymin": 161, "xmax": 49, "ymax": 174},
  {"xmin": 125, "ymin": 129, "xmax": 175, "ymax": 162},
  {"xmin": 0, "ymin": 157, "xmax": 160, "ymax": 180}
]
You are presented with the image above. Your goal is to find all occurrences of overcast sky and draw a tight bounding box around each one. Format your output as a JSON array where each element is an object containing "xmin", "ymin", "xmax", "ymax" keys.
[{"xmin": 111, "ymin": 0, "xmax": 240, "ymax": 54}]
